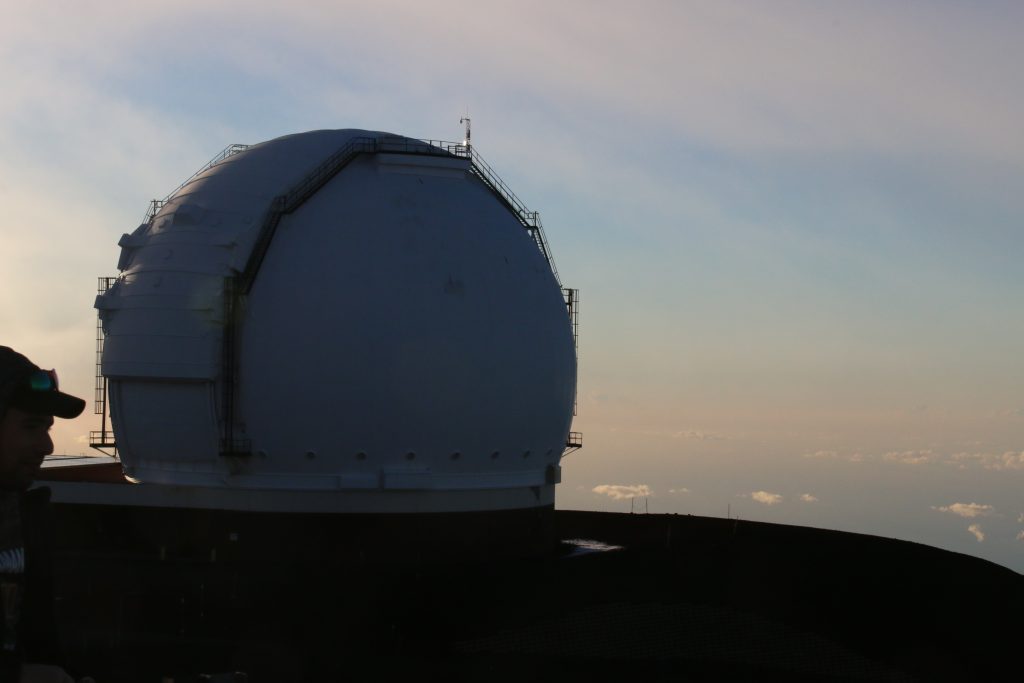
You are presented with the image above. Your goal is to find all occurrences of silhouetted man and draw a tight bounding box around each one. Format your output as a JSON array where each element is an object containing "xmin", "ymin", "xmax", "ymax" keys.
[{"xmin": 0, "ymin": 347, "xmax": 85, "ymax": 683}]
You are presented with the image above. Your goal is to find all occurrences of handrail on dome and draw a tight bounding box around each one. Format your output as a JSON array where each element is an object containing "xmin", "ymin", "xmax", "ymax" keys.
[
  {"xmin": 140, "ymin": 143, "xmax": 251, "ymax": 224},
  {"xmin": 139, "ymin": 137, "xmax": 559, "ymax": 285},
  {"xmin": 239, "ymin": 136, "xmax": 561, "ymax": 294}
]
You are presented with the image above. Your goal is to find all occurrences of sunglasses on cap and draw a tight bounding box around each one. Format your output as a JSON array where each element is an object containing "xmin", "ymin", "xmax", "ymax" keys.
[
  {"xmin": 4, "ymin": 365, "xmax": 85, "ymax": 419},
  {"xmin": 28, "ymin": 368, "xmax": 60, "ymax": 393}
]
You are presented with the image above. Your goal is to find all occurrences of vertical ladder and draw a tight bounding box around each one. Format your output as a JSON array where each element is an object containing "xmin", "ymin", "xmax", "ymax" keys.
[
  {"xmin": 563, "ymin": 287, "xmax": 579, "ymax": 415},
  {"xmin": 91, "ymin": 277, "xmax": 118, "ymax": 454}
]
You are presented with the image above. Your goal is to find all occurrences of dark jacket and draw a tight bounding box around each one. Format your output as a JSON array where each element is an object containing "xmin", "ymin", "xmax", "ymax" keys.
[{"xmin": 0, "ymin": 487, "xmax": 59, "ymax": 683}]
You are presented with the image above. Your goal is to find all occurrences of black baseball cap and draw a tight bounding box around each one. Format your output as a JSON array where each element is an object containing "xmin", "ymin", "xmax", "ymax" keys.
[{"xmin": 0, "ymin": 346, "xmax": 86, "ymax": 419}]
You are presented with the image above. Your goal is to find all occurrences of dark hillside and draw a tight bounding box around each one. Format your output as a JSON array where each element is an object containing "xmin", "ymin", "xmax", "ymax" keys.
[
  {"xmin": 552, "ymin": 511, "xmax": 1021, "ymax": 681},
  {"xmin": 50, "ymin": 505, "xmax": 1021, "ymax": 681}
]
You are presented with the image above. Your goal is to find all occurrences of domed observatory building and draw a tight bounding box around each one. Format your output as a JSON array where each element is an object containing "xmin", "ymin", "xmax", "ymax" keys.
[{"xmin": 91, "ymin": 130, "xmax": 580, "ymax": 516}]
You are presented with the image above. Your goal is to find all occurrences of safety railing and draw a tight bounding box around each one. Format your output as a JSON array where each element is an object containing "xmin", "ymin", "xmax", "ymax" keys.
[
  {"xmin": 89, "ymin": 431, "xmax": 116, "ymax": 449},
  {"xmin": 141, "ymin": 143, "xmax": 250, "ymax": 224},
  {"xmin": 564, "ymin": 431, "xmax": 583, "ymax": 457},
  {"xmin": 462, "ymin": 147, "xmax": 561, "ymax": 286},
  {"xmin": 140, "ymin": 136, "xmax": 559, "ymax": 282}
]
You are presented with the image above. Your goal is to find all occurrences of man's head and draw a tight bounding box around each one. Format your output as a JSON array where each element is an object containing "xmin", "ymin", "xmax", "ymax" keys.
[{"xmin": 0, "ymin": 347, "xmax": 86, "ymax": 490}]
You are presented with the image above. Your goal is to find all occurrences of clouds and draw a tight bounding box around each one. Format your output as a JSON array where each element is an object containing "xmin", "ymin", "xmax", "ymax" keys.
[
  {"xmin": 950, "ymin": 451, "xmax": 1024, "ymax": 471},
  {"xmin": 884, "ymin": 450, "xmax": 935, "ymax": 465},
  {"xmin": 592, "ymin": 484, "xmax": 651, "ymax": 501},
  {"xmin": 590, "ymin": 486, "xmax": 816, "ymax": 508},
  {"xmin": 749, "ymin": 491, "xmax": 783, "ymax": 505},
  {"xmin": 803, "ymin": 450, "xmax": 839, "ymax": 460},
  {"xmin": 619, "ymin": 427, "xmax": 730, "ymax": 441},
  {"xmin": 672, "ymin": 430, "xmax": 728, "ymax": 441},
  {"xmin": 804, "ymin": 448, "xmax": 1024, "ymax": 472},
  {"xmin": 748, "ymin": 491, "xmax": 817, "ymax": 505},
  {"xmin": 7, "ymin": 3, "xmax": 1024, "ymax": 202},
  {"xmin": 931, "ymin": 503, "xmax": 1024, "ymax": 545},
  {"xmin": 932, "ymin": 503, "xmax": 995, "ymax": 519}
]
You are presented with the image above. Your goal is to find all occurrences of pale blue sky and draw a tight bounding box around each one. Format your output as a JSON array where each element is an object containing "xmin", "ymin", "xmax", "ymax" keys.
[{"xmin": 2, "ymin": 1, "xmax": 1022, "ymax": 571}]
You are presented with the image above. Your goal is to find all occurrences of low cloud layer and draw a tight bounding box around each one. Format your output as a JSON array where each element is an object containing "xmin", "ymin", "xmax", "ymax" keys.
[
  {"xmin": 932, "ymin": 503, "xmax": 995, "ymax": 518},
  {"xmin": 804, "ymin": 448, "xmax": 1024, "ymax": 472},
  {"xmin": 629, "ymin": 428, "xmax": 728, "ymax": 441},
  {"xmin": 950, "ymin": 451, "xmax": 1024, "ymax": 471},
  {"xmin": 750, "ymin": 491, "xmax": 783, "ymax": 505},
  {"xmin": 673, "ymin": 430, "xmax": 727, "ymax": 441},
  {"xmin": 884, "ymin": 450, "xmax": 935, "ymax": 465},
  {"xmin": 593, "ymin": 484, "xmax": 652, "ymax": 501},
  {"xmin": 799, "ymin": 494, "xmax": 819, "ymax": 503},
  {"xmin": 967, "ymin": 524, "xmax": 985, "ymax": 543}
]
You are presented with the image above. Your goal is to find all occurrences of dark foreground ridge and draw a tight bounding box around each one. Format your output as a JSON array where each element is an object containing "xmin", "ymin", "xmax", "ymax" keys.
[{"xmin": 49, "ymin": 502, "xmax": 1021, "ymax": 682}]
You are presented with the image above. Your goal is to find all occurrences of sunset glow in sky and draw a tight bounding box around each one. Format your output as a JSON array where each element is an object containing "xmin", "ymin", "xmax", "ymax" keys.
[{"xmin": 1, "ymin": 1, "xmax": 1021, "ymax": 571}]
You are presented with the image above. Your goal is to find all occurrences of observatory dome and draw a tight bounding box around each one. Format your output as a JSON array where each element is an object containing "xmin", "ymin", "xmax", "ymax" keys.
[{"xmin": 96, "ymin": 129, "xmax": 577, "ymax": 512}]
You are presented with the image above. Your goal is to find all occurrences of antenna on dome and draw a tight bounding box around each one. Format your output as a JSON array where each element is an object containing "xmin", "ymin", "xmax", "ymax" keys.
[{"xmin": 460, "ymin": 112, "xmax": 471, "ymax": 153}]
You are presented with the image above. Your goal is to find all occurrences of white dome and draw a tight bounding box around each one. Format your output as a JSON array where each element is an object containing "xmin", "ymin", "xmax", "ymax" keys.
[{"xmin": 96, "ymin": 130, "xmax": 577, "ymax": 512}]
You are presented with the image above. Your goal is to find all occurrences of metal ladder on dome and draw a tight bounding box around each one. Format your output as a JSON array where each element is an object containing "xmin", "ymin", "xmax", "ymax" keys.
[{"xmin": 89, "ymin": 276, "xmax": 118, "ymax": 455}]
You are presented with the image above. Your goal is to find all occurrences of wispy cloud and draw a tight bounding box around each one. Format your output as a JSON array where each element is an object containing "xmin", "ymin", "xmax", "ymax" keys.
[
  {"xmin": 799, "ymin": 494, "xmax": 819, "ymax": 503},
  {"xmin": 950, "ymin": 451, "xmax": 1024, "ymax": 471},
  {"xmin": 673, "ymin": 430, "xmax": 727, "ymax": 441},
  {"xmin": 803, "ymin": 450, "xmax": 839, "ymax": 459},
  {"xmin": 802, "ymin": 450, "xmax": 869, "ymax": 463},
  {"xmin": 625, "ymin": 427, "xmax": 729, "ymax": 441},
  {"xmin": 884, "ymin": 450, "xmax": 935, "ymax": 465},
  {"xmin": 806, "ymin": 448, "xmax": 1024, "ymax": 471},
  {"xmin": 967, "ymin": 524, "xmax": 985, "ymax": 543},
  {"xmin": 667, "ymin": 487, "xmax": 690, "ymax": 494},
  {"xmin": 593, "ymin": 484, "xmax": 651, "ymax": 501},
  {"xmin": 999, "ymin": 452, "xmax": 1023, "ymax": 470},
  {"xmin": 933, "ymin": 503, "xmax": 995, "ymax": 519},
  {"xmin": 1017, "ymin": 531, "xmax": 1024, "ymax": 542},
  {"xmin": 749, "ymin": 491, "xmax": 783, "ymax": 505}
]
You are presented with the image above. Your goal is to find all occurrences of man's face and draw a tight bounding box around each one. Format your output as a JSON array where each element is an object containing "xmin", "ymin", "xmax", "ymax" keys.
[{"xmin": 0, "ymin": 408, "xmax": 54, "ymax": 491}]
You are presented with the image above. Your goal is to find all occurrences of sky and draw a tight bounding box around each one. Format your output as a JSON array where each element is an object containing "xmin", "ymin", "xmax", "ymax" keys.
[{"xmin": 1, "ymin": 1, "xmax": 1022, "ymax": 572}]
